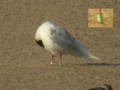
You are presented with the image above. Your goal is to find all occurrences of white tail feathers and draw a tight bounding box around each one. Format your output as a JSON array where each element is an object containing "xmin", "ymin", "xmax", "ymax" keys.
[{"xmin": 88, "ymin": 53, "xmax": 100, "ymax": 60}]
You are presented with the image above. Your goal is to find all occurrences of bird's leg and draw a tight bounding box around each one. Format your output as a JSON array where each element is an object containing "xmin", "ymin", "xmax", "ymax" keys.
[
  {"xmin": 58, "ymin": 52, "xmax": 62, "ymax": 65},
  {"xmin": 50, "ymin": 55, "xmax": 54, "ymax": 64}
]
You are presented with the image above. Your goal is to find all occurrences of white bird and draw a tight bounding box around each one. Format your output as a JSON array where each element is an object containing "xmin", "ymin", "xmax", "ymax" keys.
[{"xmin": 35, "ymin": 21, "xmax": 100, "ymax": 65}]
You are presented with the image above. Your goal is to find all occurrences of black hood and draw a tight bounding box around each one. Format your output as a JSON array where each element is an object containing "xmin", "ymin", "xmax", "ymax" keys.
[{"xmin": 35, "ymin": 40, "xmax": 44, "ymax": 48}]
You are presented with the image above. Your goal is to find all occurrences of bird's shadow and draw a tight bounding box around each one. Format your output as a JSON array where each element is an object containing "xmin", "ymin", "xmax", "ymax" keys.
[{"xmin": 79, "ymin": 63, "xmax": 120, "ymax": 67}]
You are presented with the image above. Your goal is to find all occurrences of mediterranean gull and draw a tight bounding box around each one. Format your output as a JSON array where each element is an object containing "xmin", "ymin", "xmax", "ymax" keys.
[
  {"xmin": 35, "ymin": 21, "xmax": 100, "ymax": 65},
  {"xmin": 88, "ymin": 84, "xmax": 113, "ymax": 90}
]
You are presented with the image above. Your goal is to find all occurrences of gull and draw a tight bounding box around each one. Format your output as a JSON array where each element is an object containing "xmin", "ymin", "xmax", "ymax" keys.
[
  {"xmin": 88, "ymin": 84, "xmax": 113, "ymax": 90},
  {"xmin": 35, "ymin": 21, "xmax": 100, "ymax": 65}
]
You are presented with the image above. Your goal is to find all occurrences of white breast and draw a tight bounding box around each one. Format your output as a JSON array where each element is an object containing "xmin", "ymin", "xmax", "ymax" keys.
[{"xmin": 35, "ymin": 21, "xmax": 67, "ymax": 54}]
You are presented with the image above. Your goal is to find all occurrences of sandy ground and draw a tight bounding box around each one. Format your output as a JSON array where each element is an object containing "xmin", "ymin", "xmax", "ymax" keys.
[{"xmin": 0, "ymin": 0, "xmax": 120, "ymax": 90}]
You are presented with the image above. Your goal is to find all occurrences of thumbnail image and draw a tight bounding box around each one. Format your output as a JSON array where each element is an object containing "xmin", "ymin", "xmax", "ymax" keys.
[{"xmin": 88, "ymin": 8, "xmax": 113, "ymax": 28}]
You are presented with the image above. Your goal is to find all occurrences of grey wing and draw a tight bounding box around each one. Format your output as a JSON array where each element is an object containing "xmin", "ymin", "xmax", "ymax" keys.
[
  {"xmin": 49, "ymin": 27, "xmax": 76, "ymax": 49},
  {"xmin": 76, "ymin": 40, "xmax": 89, "ymax": 52}
]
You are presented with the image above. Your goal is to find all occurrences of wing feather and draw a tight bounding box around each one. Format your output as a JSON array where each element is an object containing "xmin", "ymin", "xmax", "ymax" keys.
[{"xmin": 49, "ymin": 26, "xmax": 76, "ymax": 49}]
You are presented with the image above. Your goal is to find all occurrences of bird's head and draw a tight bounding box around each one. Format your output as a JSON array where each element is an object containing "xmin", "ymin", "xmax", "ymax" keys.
[{"xmin": 35, "ymin": 39, "xmax": 44, "ymax": 48}]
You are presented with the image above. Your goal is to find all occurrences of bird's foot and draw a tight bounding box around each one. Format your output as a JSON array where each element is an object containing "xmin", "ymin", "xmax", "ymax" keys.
[
  {"xmin": 58, "ymin": 62, "xmax": 62, "ymax": 66},
  {"xmin": 50, "ymin": 61, "xmax": 53, "ymax": 65}
]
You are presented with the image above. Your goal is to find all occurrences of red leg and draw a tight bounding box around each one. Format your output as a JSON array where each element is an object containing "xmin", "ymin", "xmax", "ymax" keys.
[
  {"xmin": 59, "ymin": 52, "xmax": 62, "ymax": 65},
  {"xmin": 50, "ymin": 55, "xmax": 54, "ymax": 64}
]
